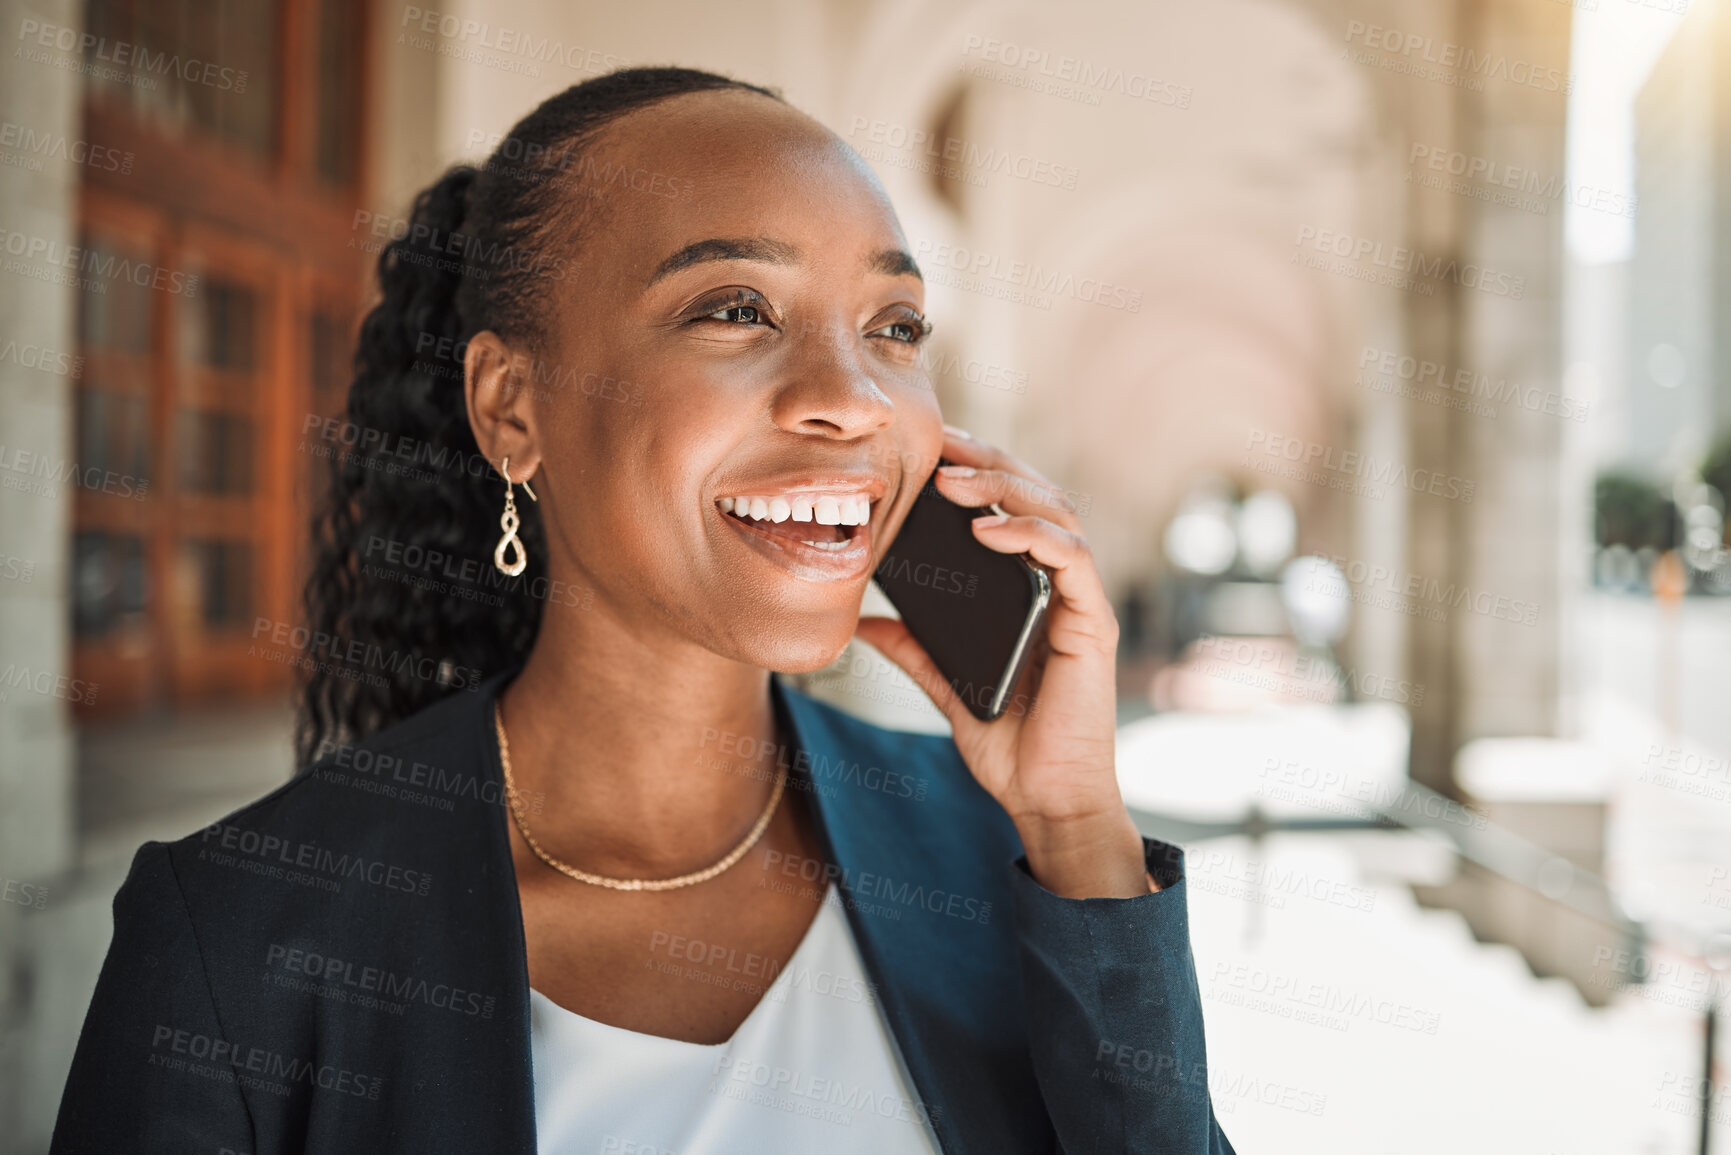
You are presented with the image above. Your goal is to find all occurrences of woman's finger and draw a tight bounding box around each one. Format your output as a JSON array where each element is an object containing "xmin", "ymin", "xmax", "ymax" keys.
[
  {"xmin": 969, "ymin": 514, "xmax": 1118, "ymax": 648},
  {"xmin": 933, "ymin": 464, "xmax": 1081, "ymax": 534},
  {"xmin": 939, "ymin": 426, "xmax": 1064, "ymax": 493}
]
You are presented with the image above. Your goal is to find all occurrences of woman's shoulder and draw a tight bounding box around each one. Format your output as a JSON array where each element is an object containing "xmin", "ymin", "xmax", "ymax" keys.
[{"xmin": 124, "ymin": 679, "xmax": 507, "ymax": 930}]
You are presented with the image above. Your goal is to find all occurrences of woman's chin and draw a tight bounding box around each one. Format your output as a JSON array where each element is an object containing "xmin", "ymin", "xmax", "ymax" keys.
[{"xmin": 738, "ymin": 627, "xmax": 857, "ymax": 676}]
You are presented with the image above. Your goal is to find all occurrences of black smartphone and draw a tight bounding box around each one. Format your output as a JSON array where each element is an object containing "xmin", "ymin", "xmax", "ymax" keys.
[{"xmin": 872, "ymin": 459, "xmax": 1052, "ymax": 721}]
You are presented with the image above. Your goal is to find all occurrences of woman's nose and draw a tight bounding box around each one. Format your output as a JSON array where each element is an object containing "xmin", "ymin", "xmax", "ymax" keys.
[{"xmin": 768, "ymin": 320, "xmax": 896, "ymax": 439}]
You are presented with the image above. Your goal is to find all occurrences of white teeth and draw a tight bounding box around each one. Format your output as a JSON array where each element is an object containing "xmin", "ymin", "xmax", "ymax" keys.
[
  {"xmin": 718, "ymin": 492, "xmax": 874, "ymax": 529},
  {"xmin": 800, "ymin": 540, "xmax": 850, "ymax": 551}
]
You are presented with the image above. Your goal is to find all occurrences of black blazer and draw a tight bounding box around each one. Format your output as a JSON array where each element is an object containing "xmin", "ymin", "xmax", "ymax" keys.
[{"xmin": 51, "ymin": 665, "xmax": 1235, "ymax": 1154}]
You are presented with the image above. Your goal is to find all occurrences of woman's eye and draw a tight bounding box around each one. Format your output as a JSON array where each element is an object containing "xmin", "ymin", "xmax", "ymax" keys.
[
  {"xmin": 870, "ymin": 316, "xmax": 931, "ymax": 344},
  {"xmin": 707, "ymin": 303, "xmax": 762, "ymax": 324}
]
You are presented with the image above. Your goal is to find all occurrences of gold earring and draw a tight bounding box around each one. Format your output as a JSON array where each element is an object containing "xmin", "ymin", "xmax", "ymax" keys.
[{"xmin": 493, "ymin": 455, "xmax": 538, "ymax": 577}]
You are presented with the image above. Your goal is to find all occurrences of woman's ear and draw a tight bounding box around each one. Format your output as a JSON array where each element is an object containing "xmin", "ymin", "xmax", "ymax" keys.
[{"xmin": 464, "ymin": 330, "xmax": 542, "ymax": 483}]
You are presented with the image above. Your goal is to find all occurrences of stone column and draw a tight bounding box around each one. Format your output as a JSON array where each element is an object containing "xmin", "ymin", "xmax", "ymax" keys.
[{"xmin": 0, "ymin": 0, "xmax": 82, "ymax": 1145}]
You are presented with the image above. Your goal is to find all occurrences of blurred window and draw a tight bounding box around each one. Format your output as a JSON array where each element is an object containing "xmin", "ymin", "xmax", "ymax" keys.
[
  {"xmin": 71, "ymin": 0, "xmax": 367, "ymax": 713},
  {"xmin": 313, "ymin": 0, "xmax": 363, "ymax": 187},
  {"xmin": 180, "ymin": 537, "xmax": 254, "ymax": 628},
  {"xmin": 71, "ymin": 531, "xmax": 148, "ymax": 639},
  {"xmin": 82, "ymin": 0, "xmax": 281, "ymax": 160}
]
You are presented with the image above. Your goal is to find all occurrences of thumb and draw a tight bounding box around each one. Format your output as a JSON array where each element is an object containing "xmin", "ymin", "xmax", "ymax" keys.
[{"xmin": 852, "ymin": 616, "xmax": 979, "ymax": 736}]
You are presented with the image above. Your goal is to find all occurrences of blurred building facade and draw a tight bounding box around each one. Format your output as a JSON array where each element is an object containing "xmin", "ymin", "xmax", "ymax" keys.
[{"xmin": 0, "ymin": 0, "xmax": 1583, "ymax": 1148}]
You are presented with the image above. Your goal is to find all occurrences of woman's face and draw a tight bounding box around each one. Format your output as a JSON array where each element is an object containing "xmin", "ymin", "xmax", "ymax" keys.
[{"xmin": 502, "ymin": 88, "xmax": 942, "ymax": 671}]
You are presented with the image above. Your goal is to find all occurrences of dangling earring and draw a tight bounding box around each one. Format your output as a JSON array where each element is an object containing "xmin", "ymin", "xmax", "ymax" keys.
[{"xmin": 493, "ymin": 455, "xmax": 538, "ymax": 577}]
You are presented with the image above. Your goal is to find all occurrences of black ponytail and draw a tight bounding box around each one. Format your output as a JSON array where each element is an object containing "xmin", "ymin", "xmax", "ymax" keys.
[{"xmin": 295, "ymin": 67, "xmax": 783, "ymax": 768}]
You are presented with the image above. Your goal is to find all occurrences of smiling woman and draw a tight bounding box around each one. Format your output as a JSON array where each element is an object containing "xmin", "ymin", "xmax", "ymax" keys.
[{"xmin": 49, "ymin": 67, "xmax": 1234, "ymax": 1155}]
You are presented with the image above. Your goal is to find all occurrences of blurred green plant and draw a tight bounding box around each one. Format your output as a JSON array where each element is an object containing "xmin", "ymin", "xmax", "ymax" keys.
[{"xmin": 1594, "ymin": 471, "xmax": 1674, "ymax": 550}]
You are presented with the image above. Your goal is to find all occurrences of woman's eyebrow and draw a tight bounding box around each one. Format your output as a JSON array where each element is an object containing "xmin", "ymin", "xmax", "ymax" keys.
[
  {"xmin": 645, "ymin": 238, "xmax": 924, "ymax": 286},
  {"xmin": 648, "ymin": 237, "xmax": 799, "ymax": 286},
  {"xmin": 868, "ymin": 247, "xmax": 923, "ymax": 283}
]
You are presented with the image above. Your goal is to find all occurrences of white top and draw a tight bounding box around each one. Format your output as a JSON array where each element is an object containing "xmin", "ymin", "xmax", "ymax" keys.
[{"xmin": 529, "ymin": 884, "xmax": 946, "ymax": 1154}]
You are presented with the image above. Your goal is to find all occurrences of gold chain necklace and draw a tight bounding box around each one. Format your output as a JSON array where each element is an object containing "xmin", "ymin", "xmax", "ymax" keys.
[{"xmin": 493, "ymin": 701, "xmax": 788, "ymax": 891}]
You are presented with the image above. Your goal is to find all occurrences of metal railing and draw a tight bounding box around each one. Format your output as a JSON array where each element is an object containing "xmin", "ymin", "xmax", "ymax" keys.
[{"xmin": 1124, "ymin": 778, "xmax": 1729, "ymax": 1153}]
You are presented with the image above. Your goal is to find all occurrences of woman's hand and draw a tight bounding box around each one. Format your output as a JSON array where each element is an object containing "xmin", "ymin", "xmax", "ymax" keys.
[{"xmin": 854, "ymin": 426, "xmax": 1152, "ymax": 899}]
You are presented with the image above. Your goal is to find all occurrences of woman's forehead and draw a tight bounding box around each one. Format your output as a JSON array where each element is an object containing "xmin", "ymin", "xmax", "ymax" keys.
[{"xmin": 570, "ymin": 91, "xmax": 906, "ymax": 278}]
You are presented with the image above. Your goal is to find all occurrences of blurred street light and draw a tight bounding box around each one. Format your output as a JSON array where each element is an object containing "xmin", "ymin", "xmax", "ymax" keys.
[
  {"xmin": 1235, "ymin": 490, "xmax": 1297, "ymax": 578},
  {"xmin": 1280, "ymin": 555, "xmax": 1351, "ymax": 648},
  {"xmin": 1163, "ymin": 488, "xmax": 1238, "ymax": 576}
]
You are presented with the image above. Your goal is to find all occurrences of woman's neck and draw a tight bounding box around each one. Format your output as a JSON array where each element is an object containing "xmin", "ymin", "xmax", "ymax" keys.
[{"xmin": 497, "ymin": 598, "xmax": 791, "ymax": 880}]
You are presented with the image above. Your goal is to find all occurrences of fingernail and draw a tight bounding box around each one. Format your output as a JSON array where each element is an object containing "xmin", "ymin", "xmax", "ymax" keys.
[
  {"xmin": 972, "ymin": 513, "xmax": 1008, "ymax": 529},
  {"xmin": 938, "ymin": 464, "xmax": 976, "ymax": 478},
  {"xmin": 942, "ymin": 423, "xmax": 973, "ymax": 439}
]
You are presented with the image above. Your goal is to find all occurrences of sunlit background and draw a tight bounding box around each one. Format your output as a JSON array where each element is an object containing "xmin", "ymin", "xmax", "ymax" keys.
[{"xmin": 1, "ymin": 0, "xmax": 1728, "ymax": 1150}]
